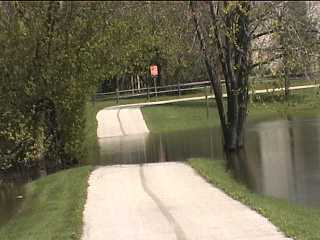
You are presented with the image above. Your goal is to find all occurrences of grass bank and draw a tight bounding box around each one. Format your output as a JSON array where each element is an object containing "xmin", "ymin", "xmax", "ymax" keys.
[
  {"xmin": 142, "ymin": 87, "xmax": 320, "ymax": 133},
  {"xmin": 188, "ymin": 159, "xmax": 320, "ymax": 240},
  {"xmin": 0, "ymin": 166, "xmax": 92, "ymax": 240},
  {"xmin": 143, "ymin": 101, "xmax": 220, "ymax": 133}
]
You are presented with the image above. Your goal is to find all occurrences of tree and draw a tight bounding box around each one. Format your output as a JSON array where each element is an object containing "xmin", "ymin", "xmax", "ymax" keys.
[
  {"xmin": 0, "ymin": 1, "xmax": 201, "ymax": 174},
  {"xmin": 97, "ymin": 1, "xmax": 206, "ymax": 92},
  {"xmin": 190, "ymin": 1, "xmax": 320, "ymax": 152},
  {"xmin": 0, "ymin": 2, "xmax": 107, "ymax": 173},
  {"xmin": 251, "ymin": 1, "xmax": 319, "ymax": 97},
  {"xmin": 190, "ymin": 1, "xmax": 251, "ymax": 151}
]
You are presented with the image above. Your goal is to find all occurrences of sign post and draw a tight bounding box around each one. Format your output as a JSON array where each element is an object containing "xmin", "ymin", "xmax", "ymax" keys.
[{"xmin": 150, "ymin": 64, "xmax": 159, "ymax": 99}]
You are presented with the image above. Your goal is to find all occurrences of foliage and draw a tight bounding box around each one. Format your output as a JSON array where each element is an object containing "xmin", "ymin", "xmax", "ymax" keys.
[
  {"xmin": 0, "ymin": 1, "xmax": 207, "ymax": 172},
  {"xmin": 1, "ymin": 1, "xmax": 319, "ymax": 172},
  {"xmin": 98, "ymin": 1, "xmax": 202, "ymax": 87},
  {"xmin": 251, "ymin": 1, "xmax": 319, "ymax": 90},
  {"xmin": 0, "ymin": 2, "xmax": 108, "ymax": 171}
]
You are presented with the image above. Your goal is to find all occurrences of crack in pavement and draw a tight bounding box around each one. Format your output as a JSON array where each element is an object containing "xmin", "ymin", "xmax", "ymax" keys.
[
  {"xmin": 116, "ymin": 108, "xmax": 126, "ymax": 136},
  {"xmin": 139, "ymin": 164, "xmax": 188, "ymax": 240}
]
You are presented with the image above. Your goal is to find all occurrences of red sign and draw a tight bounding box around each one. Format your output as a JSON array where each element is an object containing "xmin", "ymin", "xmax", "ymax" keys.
[{"xmin": 150, "ymin": 64, "xmax": 158, "ymax": 77}]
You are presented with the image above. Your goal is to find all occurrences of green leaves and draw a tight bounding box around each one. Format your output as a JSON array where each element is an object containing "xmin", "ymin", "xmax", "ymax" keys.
[
  {"xmin": 0, "ymin": 1, "xmax": 204, "ymax": 171},
  {"xmin": 0, "ymin": 2, "xmax": 105, "ymax": 171}
]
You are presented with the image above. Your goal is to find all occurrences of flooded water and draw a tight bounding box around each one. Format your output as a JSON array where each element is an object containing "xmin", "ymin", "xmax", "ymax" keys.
[
  {"xmin": 1, "ymin": 115, "xmax": 320, "ymax": 226},
  {"xmin": 96, "ymin": 128, "xmax": 223, "ymax": 165},
  {"xmin": 95, "ymin": 117, "xmax": 320, "ymax": 207},
  {"xmin": 0, "ymin": 181, "xmax": 24, "ymax": 226},
  {"xmin": 244, "ymin": 117, "xmax": 320, "ymax": 207}
]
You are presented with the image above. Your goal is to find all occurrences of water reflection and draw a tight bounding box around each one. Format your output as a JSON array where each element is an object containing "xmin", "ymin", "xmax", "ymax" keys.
[
  {"xmin": 97, "ymin": 129, "xmax": 223, "ymax": 165},
  {"xmin": 96, "ymin": 117, "xmax": 320, "ymax": 207},
  {"xmin": 0, "ymin": 182, "xmax": 24, "ymax": 226},
  {"xmin": 245, "ymin": 118, "xmax": 320, "ymax": 207}
]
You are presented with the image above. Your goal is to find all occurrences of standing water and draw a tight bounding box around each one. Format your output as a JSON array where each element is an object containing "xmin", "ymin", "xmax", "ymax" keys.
[
  {"xmin": 1, "ymin": 116, "xmax": 320, "ymax": 225},
  {"xmin": 0, "ymin": 181, "xmax": 24, "ymax": 226},
  {"xmin": 244, "ymin": 117, "xmax": 320, "ymax": 207},
  {"xmin": 95, "ymin": 117, "xmax": 320, "ymax": 207}
]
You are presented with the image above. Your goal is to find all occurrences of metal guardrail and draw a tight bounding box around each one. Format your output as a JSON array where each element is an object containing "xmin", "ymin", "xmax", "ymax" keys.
[{"xmin": 94, "ymin": 72, "xmax": 319, "ymax": 102}]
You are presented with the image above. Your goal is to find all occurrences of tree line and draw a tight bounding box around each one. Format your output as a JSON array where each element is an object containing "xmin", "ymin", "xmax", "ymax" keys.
[{"xmin": 0, "ymin": 1, "xmax": 319, "ymax": 175}]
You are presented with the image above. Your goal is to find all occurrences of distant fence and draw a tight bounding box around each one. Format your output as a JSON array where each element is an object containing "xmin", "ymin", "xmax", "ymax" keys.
[
  {"xmin": 94, "ymin": 72, "xmax": 319, "ymax": 102},
  {"xmin": 94, "ymin": 80, "xmax": 214, "ymax": 102}
]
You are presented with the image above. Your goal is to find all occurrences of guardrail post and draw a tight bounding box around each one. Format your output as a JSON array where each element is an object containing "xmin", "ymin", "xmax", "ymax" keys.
[
  {"xmin": 205, "ymin": 86, "xmax": 209, "ymax": 119},
  {"xmin": 153, "ymin": 77, "xmax": 158, "ymax": 101},
  {"xmin": 178, "ymin": 82, "xmax": 181, "ymax": 97},
  {"xmin": 147, "ymin": 84, "xmax": 150, "ymax": 101},
  {"xmin": 116, "ymin": 88, "xmax": 119, "ymax": 104}
]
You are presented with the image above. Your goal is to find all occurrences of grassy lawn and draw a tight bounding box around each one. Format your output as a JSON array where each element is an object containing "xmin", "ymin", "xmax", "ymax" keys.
[
  {"xmin": 143, "ymin": 100, "xmax": 221, "ymax": 133},
  {"xmin": 142, "ymin": 87, "xmax": 320, "ymax": 133},
  {"xmin": 0, "ymin": 166, "xmax": 92, "ymax": 240},
  {"xmin": 188, "ymin": 159, "xmax": 320, "ymax": 240}
]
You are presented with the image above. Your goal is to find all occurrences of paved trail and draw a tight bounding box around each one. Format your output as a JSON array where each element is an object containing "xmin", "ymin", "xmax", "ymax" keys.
[
  {"xmin": 96, "ymin": 107, "xmax": 149, "ymax": 138},
  {"xmin": 83, "ymin": 86, "xmax": 308, "ymax": 239},
  {"xmin": 82, "ymin": 163, "xmax": 291, "ymax": 240}
]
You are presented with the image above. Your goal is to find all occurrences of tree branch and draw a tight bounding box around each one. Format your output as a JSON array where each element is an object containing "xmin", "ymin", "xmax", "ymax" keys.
[
  {"xmin": 250, "ymin": 54, "xmax": 283, "ymax": 70},
  {"xmin": 252, "ymin": 29, "xmax": 274, "ymax": 40},
  {"xmin": 189, "ymin": 0, "xmax": 228, "ymax": 138}
]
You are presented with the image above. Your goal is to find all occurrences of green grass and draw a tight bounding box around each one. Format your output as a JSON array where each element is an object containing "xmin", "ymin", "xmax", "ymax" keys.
[
  {"xmin": 143, "ymin": 101, "xmax": 221, "ymax": 133},
  {"xmin": 188, "ymin": 159, "xmax": 320, "ymax": 240},
  {"xmin": 142, "ymin": 88, "xmax": 320, "ymax": 133},
  {"xmin": 0, "ymin": 166, "xmax": 92, "ymax": 240},
  {"xmin": 83, "ymin": 102, "xmax": 100, "ymax": 164}
]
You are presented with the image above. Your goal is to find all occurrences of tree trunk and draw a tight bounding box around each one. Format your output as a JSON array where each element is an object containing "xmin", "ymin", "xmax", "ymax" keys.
[
  {"xmin": 190, "ymin": 1, "xmax": 228, "ymax": 143},
  {"xmin": 33, "ymin": 97, "xmax": 71, "ymax": 172},
  {"xmin": 278, "ymin": 3, "xmax": 290, "ymax": 99},
  {"xmin": 191, "ymin": 1, "xmax": 251, "ymax": 151},
  {"xmin": 130, "ymin": 75, "xmax": 133, "ymax": 94}
]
